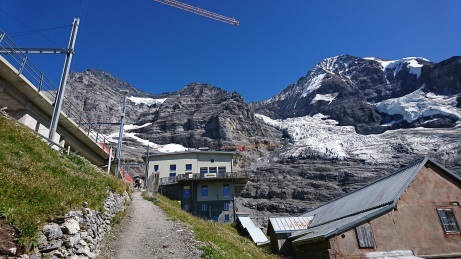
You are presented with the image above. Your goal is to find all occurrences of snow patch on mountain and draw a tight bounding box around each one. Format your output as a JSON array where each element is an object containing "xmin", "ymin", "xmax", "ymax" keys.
[
  {"xmin": 301, "ymin": 73, "xmax": 326, "ymax": 97},
  {"xmin": 103, "ymin": 123, "xmax": 159, "ymax": 148},
  {"xmin": 125, "ymin": 123, "xmax": 152, "ymax": 130},
  {"xmin": 364, "ymin": 57, "xmax": 428, "ymax": 77},
  {"xmin": 311, "ymin": 93, "xmax": 338, "ymax": 104},
  {"xmin": 127, "ymin": 96, "xmax": 167, "ymax": 106},
  {"xmin": 158, "ymin": 143, "xmax": 188, "ymax": 153},
  {"xmin": 376, "ymin": 88, "xmax": 461, "ymax": 123}
]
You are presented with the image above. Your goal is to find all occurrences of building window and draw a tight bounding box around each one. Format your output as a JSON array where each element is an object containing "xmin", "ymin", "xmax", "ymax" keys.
[
  {"xmin": 183, "ymin": 187, "xmax": 190, "ymax": 199},
  {"xmin": 218, "ymin": 166, "xmax": 226, "ymax": 173},
  {"xmin": 209, "ymin": 167, "xmax": 217, "ymax": 173},
  {"xmin": 211, "ymin": 159, "xmax": 215, "ymax": 163},
  {"xmin": 200, "ymin": 167, "xmax": 208, "ymax": 174},
  {"xmin": 224, "ymin": 202, "xmax": 229, "ymax": 211},
  {"xmin": 170, "ymin": 164, "xmax": 176, "ymax": 171},
  {"xmin": 223, "ymin": 185, "xmax": 230, "ymax": 197},
  {"xmin": 169, "ymin": 173, "xmax": 176, "ymax": 177},
  {"xmin": 201, "ymin": 203, "xmax": 207, "ymax": 211},
  {"xmin": 201, "ymin": 185, "xmax": 208, "ymax": 197},
  {"xmin": 185, "ymin": 164, "xmax": 192, "ymax": 171},
  {"xmin": 224, "ymin": 214, "xmax": 230, "ymax": 222},
  {"xmin": 355, "ymin": 224, "xmax": 375, "ymax": 248},
  {"xmin": 437, "ymin": 208, "xmax": 460, "ymax": 234},
  {"xmin": 154, "ymin": 165, "xmax": 159, "ymax": 171}
]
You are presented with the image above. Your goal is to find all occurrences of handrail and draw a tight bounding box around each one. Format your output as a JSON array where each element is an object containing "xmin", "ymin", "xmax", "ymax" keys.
[
  {"xmin": 0, "ymin": 29, "xmax": 111, "ymax": 151},
  {"xmin": 159, "ymin": 171, "xmax": 249, "ymax": 186}
]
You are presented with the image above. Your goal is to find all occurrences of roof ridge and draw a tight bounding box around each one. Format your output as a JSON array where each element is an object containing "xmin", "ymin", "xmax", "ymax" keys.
[{"xmin": 301, "ymin": 157, "xmax": 428, "ymax": 216}]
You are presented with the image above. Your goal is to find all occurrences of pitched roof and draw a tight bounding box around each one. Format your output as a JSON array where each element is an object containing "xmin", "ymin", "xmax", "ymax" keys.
[
  {"xmin": 292, "ymin": 157, "xmax": 461, "ymax": 245},
  {"xmin": 268, "ymin": 217, "xmax": 313, "ymax": 234},
  {"xmin": 237, "ymin": 215, "xmax": 269, "ymax": 245}
]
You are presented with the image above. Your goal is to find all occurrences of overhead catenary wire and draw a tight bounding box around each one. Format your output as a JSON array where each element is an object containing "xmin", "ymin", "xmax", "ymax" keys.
[
  {"xmin": 0, "ymin": 8, "xmax": 66, "ymax": 48},
  {"xmin": 79, "ymin": 0, "xmax": 89, "ymax": 25},
  {"xmin": 8, "ymin": 25, "xmax": 72, "ymax": 38}
]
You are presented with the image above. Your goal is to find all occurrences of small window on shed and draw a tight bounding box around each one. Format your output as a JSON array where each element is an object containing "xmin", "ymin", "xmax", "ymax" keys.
[
  {"xmin": 355, "ymin": 223, "xmax": 375, "ymax": 248},
  {"xmin": 437, "ymin": 208, "xmax": 460, "ymax": 234}
]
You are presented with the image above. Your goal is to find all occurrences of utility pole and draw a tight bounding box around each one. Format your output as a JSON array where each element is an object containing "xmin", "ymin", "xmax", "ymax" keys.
[
  {"xmin": 114, "ymin": 90, "xmax": 129, "ymax": 177},
  {"xmin": 49, "ymin": 18, "xmax": 79, "ymax": 141},
  {"xmin": 144, "ymin": 145, "xmax": 150, "ymax": 188}
]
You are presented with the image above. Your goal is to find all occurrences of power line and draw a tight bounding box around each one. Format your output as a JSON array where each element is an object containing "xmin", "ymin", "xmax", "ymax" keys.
[
  {"xmin": 0, "ymin": 8, "xmax": 66, "ymax": 48},
  {"xmin": 9, "ymin": 25, "xmax": 71, "ymax": 38},
  {"xmin": 79, "ymin": 0, "xmax": 89, "ymax": 24}
]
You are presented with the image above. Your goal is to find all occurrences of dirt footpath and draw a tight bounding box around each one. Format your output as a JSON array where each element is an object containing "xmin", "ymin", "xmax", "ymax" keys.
[{"xmin": 99, "ymin": 192, "xmax": 202, "ymax": 259}]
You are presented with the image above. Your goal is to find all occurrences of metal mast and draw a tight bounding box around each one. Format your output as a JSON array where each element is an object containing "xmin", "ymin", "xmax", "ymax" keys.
[
  {"xmin": 49, "ymin": 18, "xmax": 79, "ymax": 141},
  {"xmin": 153, "ymin": 0, "xmax": 239, "ymax": 25},
  {"xmin": 114, "ymin": 90, "xmax": 129, "ymax": 177}
]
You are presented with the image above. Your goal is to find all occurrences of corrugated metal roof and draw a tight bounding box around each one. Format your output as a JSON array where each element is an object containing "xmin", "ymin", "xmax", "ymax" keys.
[
  {"xmin": 269, "ymin": 217, "xmax": 313, "ymax": 233},
  {"xmin": 300, "ymin": 157, "xmax": 427, "ymax": 227},
  {"xmin": 237, "ymin": 216, "xmax": 269, "ymax": 245},
  {"xmin": 293, "ymin": 207, "xmax": 386, "ymax": 244}
]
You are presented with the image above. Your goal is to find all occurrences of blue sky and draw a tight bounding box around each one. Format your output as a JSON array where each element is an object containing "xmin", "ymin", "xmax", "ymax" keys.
[{"xmin": 1, "ymin": 0, "xmax": 460, "ymax": 102}]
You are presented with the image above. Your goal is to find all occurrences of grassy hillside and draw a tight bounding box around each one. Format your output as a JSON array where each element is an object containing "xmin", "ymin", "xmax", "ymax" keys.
[
  {"xmin": 148, "ymin": 194, "xmax": 276, "ymax": 259},
  {"xmin": 0, "ymin": 114, "xmax": 128, "ymax": 249}
]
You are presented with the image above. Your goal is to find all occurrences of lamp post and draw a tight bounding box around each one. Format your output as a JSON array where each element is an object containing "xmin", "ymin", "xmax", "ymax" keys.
[{"xmin": 114, "ymin": 90, "xmax": 129, "ymax": 177}]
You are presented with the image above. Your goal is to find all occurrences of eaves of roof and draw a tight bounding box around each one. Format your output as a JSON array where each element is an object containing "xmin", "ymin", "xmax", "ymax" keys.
[{"xmin": 292, "ymin": 157, "xmax": 461, "ymax": 246}]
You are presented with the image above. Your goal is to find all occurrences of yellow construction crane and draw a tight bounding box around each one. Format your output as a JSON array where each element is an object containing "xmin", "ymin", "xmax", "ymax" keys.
[{"xmin": 153, "ymin": 0, "xmax": 239, "ymax": 26}]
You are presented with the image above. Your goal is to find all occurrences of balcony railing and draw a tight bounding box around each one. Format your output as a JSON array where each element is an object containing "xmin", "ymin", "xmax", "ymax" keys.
[{"xmin": 159, "ymin": 171, "xmax": 249, "ymax": 186}]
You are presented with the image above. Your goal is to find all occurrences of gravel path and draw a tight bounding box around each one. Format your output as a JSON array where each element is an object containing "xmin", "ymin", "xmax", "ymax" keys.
[{"xmin": 100, "ymin": 192, "xmax": 202, "ymax": 259}]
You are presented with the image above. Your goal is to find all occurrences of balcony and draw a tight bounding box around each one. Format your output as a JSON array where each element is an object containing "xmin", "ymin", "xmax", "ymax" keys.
[{"xmin": 159, "ymin": 171, "xmax": 249, "ymax": 186}]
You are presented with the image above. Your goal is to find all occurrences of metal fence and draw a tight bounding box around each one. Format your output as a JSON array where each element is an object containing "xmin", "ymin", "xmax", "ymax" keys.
[
  {"xmin": 159, "ymin": 171, "xmax": 249, "ymax": 185},
  {"xmin": 0, "ymin": 29, "xmax": 111, "ymax": 150}
]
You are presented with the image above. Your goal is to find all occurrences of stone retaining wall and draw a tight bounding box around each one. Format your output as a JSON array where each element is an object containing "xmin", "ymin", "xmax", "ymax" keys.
[{"xmin": 29, "ymin": 191, "xmax": 130, "ymax": 259}]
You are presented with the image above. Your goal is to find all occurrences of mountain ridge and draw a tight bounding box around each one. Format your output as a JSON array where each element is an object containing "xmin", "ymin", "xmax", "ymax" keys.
[{"xmin": 253, "ymin": 54, "xmax": 461, "ymax": 134}]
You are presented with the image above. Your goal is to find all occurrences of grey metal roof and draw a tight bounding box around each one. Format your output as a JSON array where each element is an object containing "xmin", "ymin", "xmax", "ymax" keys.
[
  {"xmin": 292, "ymin": 207, "xmax": 386, "ymax": 245},
  {"xmin": 292, "ymin": 157, "xmax": 461, "ymax": 245},
  {"xmin": 269, "ymin": 217, "xmax": 313, "ymax": 234},
  {"xmin": 237, "ymin": 215, "xmax": 269, "ymax": 245},
  {"xmin": 300, "ymin": 157, "xmax": 428, "ymax": 227}
]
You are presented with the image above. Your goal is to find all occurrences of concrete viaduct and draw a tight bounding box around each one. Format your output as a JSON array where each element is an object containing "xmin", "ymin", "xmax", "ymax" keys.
[{"xmin": 0, "ymin": 55, "xmax": 111, "ymax": 166}]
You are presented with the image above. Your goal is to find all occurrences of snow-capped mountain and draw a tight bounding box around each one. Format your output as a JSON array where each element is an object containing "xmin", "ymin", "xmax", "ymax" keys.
[{"xmin": 254, "ymin": 55, "xmax": 460, "ymax": 134}]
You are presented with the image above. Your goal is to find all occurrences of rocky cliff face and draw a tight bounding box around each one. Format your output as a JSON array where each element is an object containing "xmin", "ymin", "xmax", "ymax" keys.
[
  {"xmin": 66, "ymin": 69, "xmax": 165, "ymax": 128},
  {"xmin": 133, "ymin": 83, "xmax": 282, "ymax": 150}
]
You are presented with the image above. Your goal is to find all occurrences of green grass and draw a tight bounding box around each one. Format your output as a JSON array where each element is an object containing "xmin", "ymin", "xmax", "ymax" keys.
[
  {"xmin": 144, "ymin": 194, "xmax": 276, "ymax": 259},
  {"xmin": 0, "ymin": 115, "xmax": 129, "ymax": 249}
]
